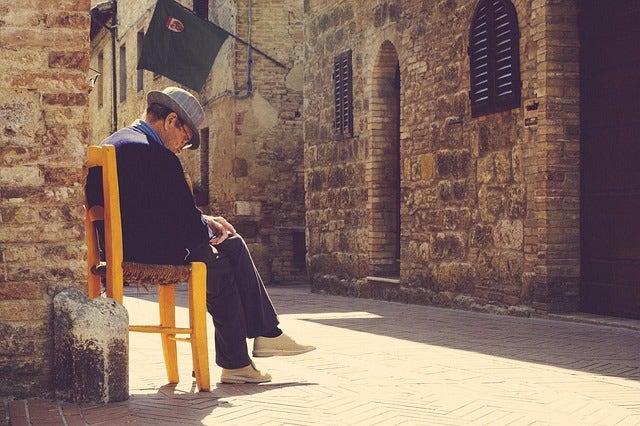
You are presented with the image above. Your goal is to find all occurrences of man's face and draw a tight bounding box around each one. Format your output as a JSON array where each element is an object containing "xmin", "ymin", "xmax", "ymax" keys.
[{"xmin": 163, "ymin": 112, "xmax": 193, "ymax": 154}]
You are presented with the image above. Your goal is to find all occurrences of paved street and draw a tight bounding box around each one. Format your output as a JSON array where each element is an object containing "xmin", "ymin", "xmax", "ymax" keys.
[{"xmin": 3, "ymin": 285, "xmax": 640, "ymax": 425}]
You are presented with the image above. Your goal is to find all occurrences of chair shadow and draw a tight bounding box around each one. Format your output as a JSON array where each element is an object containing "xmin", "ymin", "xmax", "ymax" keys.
[{"xmin": 80, "ymin": 381, "xmax": 317, "ymax": 425}]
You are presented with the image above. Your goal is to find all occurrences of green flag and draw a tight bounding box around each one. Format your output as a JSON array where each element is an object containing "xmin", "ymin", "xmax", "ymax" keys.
[{"xmin": 138, "ymin": 0, "xmax": 229, "ymax": 91}]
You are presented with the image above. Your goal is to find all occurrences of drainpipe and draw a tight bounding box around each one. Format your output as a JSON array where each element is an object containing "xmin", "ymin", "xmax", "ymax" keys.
[
  {"xmin": 243, "ymin": 0, "xmax": 253, "ymax": 97},
  {"xmin": 111, "ymin": 0, "xmax": 118, "ymax": 132},
  {"xmin": 90, "ymin": 0, "xmax": 118, "ymax": 132},
  {"xmin": 231, "ymin": 0, "xmax": 253, "ymax": 100}
]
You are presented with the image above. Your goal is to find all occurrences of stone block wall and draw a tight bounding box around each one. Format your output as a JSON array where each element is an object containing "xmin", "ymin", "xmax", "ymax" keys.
[
  {"xmin": 0, "ymin": 2, "xmax": 90, "ymax": 396},
  {"xmin": 304, "ymin": 1, "xmax": 376, "ymax": 285},
  {"xmin": 304, "ymin": 0, "xmax": 580, "ymax": 315}
]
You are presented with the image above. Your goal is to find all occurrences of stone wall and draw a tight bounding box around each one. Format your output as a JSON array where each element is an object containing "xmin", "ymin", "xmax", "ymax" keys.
[
  {"xmin": 0, "ymin": 1, "xmax": 90, "ymax": 396},
  {"xmin": 304, "ymin": 1, "xmax": 376, "ymax": 286},
  {"xmin": 304, "ymin": 0, "xmax": 580, "ymax": 315}
]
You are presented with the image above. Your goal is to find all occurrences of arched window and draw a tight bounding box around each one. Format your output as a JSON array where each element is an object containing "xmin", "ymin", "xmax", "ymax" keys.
[{"xmin": 469, "ymin": 0, "xmax": 521, "ymax": 117}]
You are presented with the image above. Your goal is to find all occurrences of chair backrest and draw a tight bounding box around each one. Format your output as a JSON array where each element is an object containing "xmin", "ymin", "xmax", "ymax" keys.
[{"xmin": 85, "ymin": 145, "xmax": 125, "ymax": 302}]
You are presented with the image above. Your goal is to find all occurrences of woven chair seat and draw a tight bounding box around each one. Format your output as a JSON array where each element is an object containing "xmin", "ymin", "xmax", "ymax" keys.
[{"xmin": 91, "ymin": 261, "xmax": 192, "ymax": 285}]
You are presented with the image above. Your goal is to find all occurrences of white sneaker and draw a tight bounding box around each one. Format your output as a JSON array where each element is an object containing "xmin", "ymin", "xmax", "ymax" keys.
[
  {"xmin": 220, "ymin": 362, "xmax": 272, "ymax": 384},
  {"xmin": 253, "ymin": 333, "xmax": 316, "ymax": 357}
]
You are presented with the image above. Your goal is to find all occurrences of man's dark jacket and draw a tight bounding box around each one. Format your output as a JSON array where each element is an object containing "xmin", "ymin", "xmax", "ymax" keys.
[{"xmin": 86, "ymin": 127, "xmax": 210, "ymax": 264}]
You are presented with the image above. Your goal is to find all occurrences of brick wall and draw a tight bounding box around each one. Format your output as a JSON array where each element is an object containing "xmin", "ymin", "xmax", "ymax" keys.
[
  {"xmin": 0, "ymin": 1, "xmax": 90, "ymax": 396},
  {"xmin": 304, "ymin": 0, "xmax": 580, "ymax": 314},
  {"xmin": 527, "ymin": 0, "xmax": 581, "ymax": 312}
]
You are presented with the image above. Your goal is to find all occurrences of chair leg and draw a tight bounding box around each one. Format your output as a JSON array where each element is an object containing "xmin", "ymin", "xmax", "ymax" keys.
[
  {"xmin": 159, "ymin": 284, "xmax": 179, "ymax": 384},
  {"xmin": 189, "ymin": 262, "xmax": 210, "ymax": 392},
  {"xmin": 87, "ymin": 274, "xmax": 102, "ymax": 299}
]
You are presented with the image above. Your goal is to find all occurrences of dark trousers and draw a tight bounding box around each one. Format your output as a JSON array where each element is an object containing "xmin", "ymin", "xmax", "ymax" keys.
[{"xmin": 186, "ymin": 235, "xmax": 279, "ymax": 369}]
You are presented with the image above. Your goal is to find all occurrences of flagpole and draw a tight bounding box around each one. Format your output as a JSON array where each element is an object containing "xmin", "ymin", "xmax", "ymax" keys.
[{"xmin": 216, "ymin": 27, "xmax": 288, "ymax": 70}]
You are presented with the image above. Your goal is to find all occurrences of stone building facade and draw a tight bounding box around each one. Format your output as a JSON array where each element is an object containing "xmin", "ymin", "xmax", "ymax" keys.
[
  {"xmin": 89, "ymin": 0, "xmax": 306, "ymax": 284},
  {"xmin": 0, "ymin": 2, "xmax": 90, "ymax": 396},
  {"xmin": 304, "ymin": 0, "xmax": 640, "ymax": 319}
]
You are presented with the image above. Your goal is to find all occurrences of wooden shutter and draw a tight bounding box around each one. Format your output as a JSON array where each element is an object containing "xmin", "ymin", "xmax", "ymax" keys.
[
  {"xmin": 493, "ymin": 0, "xmax": 520, "ymax": 109},
  {"xmin": 470, "ymin": 1, "xmax": 491, "ymax": 114},
  {"xmin": 334, "ymin": 50, "xmax": 353, "ymax": 137},
  {"xmin": 469, "ymin": 0, "xmax": 521, "ymax": 117}
]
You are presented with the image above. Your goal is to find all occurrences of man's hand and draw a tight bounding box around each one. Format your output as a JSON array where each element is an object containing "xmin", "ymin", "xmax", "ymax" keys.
[{"xmin": 204, "ymin": 215, "xmax": 237, "ymax": 245}]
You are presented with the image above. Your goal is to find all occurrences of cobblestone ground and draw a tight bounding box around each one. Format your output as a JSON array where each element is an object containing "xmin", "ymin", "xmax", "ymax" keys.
[{"xmin": 3, "ymin": 285, "xmax": 640, "ymax": 425}]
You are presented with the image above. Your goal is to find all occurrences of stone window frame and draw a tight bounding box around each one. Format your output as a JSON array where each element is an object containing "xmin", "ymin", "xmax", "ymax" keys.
[
  {"xmin": 333, "ymin": 49, "xmax": 354, "ymax": 138},
  {"xmin": 468, "ymin": 0, "xmax": 521, "ymax": 117}
]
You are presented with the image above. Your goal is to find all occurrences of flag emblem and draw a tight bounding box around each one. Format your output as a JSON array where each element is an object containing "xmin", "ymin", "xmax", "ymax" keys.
[{"xmin": 165, "ymin": 16, "xmax": 184, "ymax": 33}]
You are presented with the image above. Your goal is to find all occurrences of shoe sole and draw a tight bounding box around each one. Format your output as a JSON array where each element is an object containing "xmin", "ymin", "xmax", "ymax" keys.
[
  {"xmin": 252, "ymin": 347, "xmax": 316, "ymax": 358},
  {"xmin": 220, "ymin": 375, "xmax": 272, "ymax": 384}
]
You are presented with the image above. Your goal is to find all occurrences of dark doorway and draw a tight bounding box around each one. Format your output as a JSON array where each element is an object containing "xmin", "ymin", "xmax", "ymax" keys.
[{"xmin": 580, "ymin": 0, "xmax": 640, "ymax": 318}]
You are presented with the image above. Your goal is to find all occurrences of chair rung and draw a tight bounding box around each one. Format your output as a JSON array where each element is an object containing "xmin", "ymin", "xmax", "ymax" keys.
[
  {"xmin": 169, "ymin": 337, "xmax": 192, "ymax": 343},
  {"xmin": 129, "ymin": 325, "xmax": 193, "ymax": 334}
]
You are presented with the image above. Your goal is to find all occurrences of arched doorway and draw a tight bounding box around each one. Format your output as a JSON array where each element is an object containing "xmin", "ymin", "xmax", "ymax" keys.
[
  {"xmin": 367, "ymin": 41, "xmax": 401, "ymax": 278},
  {"xmin": 580, "ymin": 0, "xmax": 640, "ymax": 318}
]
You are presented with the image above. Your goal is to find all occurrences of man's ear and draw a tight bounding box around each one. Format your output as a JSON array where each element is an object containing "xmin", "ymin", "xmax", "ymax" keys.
[{"xmin": 164, "ymin": 112, "xmax": 178, "ymax": 129}]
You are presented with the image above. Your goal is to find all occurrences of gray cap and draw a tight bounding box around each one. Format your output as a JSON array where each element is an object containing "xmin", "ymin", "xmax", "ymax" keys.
[{"xmin": 147, "ymin": 87, "xmax": 204, "ymax": 149}]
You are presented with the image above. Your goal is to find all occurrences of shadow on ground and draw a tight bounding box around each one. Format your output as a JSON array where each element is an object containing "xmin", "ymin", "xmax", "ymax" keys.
[{"xmin": 124, "ymin": 284, "xmax": 640, "ymax": 385}]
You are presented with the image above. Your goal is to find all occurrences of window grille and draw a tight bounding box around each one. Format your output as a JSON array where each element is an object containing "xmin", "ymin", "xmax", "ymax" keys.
[
  {"xmin": 97, "ymin": 52, "xmax": 104, "ymax": 108},
  {"xmin": 469, "ymin": 0, "xmax": 521, "ymax": 116},
  {"xmin": 119, "ymin": 44, "xmax": 126, "ymax": 103},
  {"xmin": 334, "ymin": 50, "xmax": 353, "ymax": 138}
]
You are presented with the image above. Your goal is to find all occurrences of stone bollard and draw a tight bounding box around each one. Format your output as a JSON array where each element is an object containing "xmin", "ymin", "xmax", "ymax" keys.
[{"xmin": 53, "ymin": 288, "xmax": 129, "ymax": 403}]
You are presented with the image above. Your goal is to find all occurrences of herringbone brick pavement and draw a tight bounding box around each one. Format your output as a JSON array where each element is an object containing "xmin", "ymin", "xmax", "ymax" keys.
[{"xmin": 2, "ymin": 286, "xmax": 640, "ymax": 425}]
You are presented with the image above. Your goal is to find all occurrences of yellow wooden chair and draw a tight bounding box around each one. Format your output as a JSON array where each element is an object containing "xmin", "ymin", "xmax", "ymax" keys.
[{"xmin": 85, "ymin": 145, "xmax": 210, "ymax": 392}]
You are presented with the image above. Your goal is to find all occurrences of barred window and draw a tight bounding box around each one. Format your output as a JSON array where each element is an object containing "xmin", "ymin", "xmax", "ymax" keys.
[
  {"xmin": 136, "ymin": 31, "xmax": 144, "ymax": 92},
  {"xmin": 334, "ymin": 50, "xmax": 353, "ymax": 138},
  {"xmin": 119, "ymin": 44, "xmax": 127, "ymax": 103},
  {"xmin": 469, "ymin": 0, "xmax": 521, "ymax": 117}
]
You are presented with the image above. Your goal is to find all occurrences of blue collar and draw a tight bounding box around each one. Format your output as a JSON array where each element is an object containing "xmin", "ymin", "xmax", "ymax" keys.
[{"xmin": 131, "ymin": 119, "xmax": 164, "ymax": 147}]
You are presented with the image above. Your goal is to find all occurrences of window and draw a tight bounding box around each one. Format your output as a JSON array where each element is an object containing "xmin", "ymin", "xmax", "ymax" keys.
[
  {"xmin": 97, "ymin": 52, "xmax": 104, "ymax": 108},
  {"xmin": 137, "ymin": 31, "xmax": 144, "ymax": 92},
  {"xmin": 469, "ymin": 0, "xmax": 521, "ymax": 117},
  {"xmin": 334, "ymin": 50, "xmax": 353, "ymax": 138},
  {"xmin": 119, "ymin": 44, "xmax": 126, "ymax": 103},
  {"xmin": 193, "ymin": 0, "xmax": 208, "ymax": 20}
]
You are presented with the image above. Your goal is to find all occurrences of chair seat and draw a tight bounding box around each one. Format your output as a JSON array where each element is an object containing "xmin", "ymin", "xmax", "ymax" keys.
[{"xmin": 91, "ymin": 261, "xmax": 192, "ymax": 285}]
